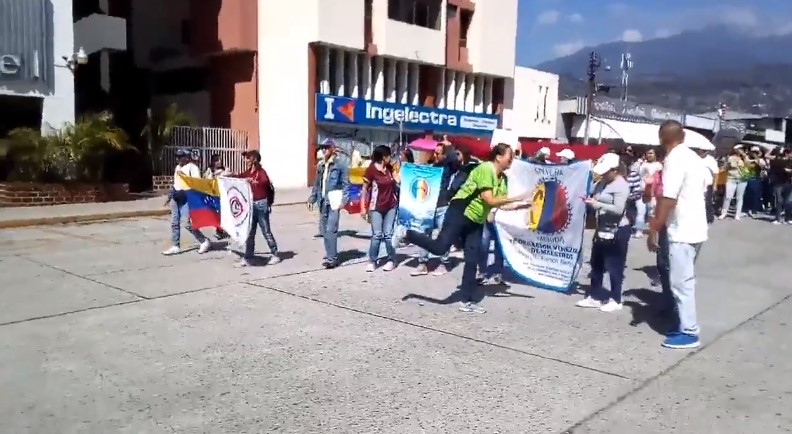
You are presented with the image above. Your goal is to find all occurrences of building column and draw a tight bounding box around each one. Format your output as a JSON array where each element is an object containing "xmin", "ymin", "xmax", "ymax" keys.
[
  {"xmin": 349, "ymin": 53, "xmax": 359, "ymax": 98},
  {"xmin": 409, "ymin": 63, "xmax": 420, "ymax": 105},
  {"xmin": 386, "ymin": 59, "xmax": 397, "ymax": 102},
  {"xmin": 454, "ymin": 72, "xmax": 465, "ymax": 110},
  {"xmin": 436, "ymin": 70, "xmax": 446, "ymax": 109},
  {"xmin": 334, "ymin": 50, "xmax": 345, "ymax": 96},
  {"xmin": 464, "ymin": 74, "xmax": 475, "ymax": 112},
  {"xmin": 397, "ymin": 61, "xmax": 409, "ymax": 104},
  {"xmin": 446, "ymin": 70, "xmax": 456, "ymax": 110},
  {"xmin": 484, "ymin": 77, "xmax": 493, "ymax": 114},
  {"xmin": 373, "ymin": 57, "xmax": 385, "ymax": 100},
  {"xmin": 474, "ymin": 76, "xmax": 484, "ymax": 113},
  {"xmin": 362, "ymin": 56, "xmax": 372, "ymax": 100},
  {"xmin": 320, "ymin": 46, "xmax": 331, "ymax": 94}
]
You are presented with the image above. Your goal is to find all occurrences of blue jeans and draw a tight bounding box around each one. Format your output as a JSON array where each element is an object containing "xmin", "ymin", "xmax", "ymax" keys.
[
  {"xmin": 634, "ymin": 199, "xmax": 654, "ymax": 232},
  {"xmin": 478, "ymin": 222, "xmax": 504, "ymax": 276},
  {"xmin": 319, "ymin": 200, "xmax": 341, "ymax": 262},
  {"xmin": 244, "ymin": 199, "xmax": 279, "ymax": 259},
  {"xmin": 745, "ymin": 178, "xmax": 762, "ymax": 213},
  {"xmin": 368, "ymin": 207, "xmax": 397, "ymax": 263},
  {"xmin": 669, "ymin": 241, "xmax": 703, "ymax": 336},
  {"xmin": 588, "ymin": 225, "xmax": 631, "ymax": 303},
  {"xmin": 773, "ymin": 182, "xmax": 792, "ymax": 221},
  {"xmin": 418, "ymin": 206, "xmax": 450, "ymax": 264},
  {"xmin": 170, "ymin": 200, "xmax": 207, "ymax": 246}
]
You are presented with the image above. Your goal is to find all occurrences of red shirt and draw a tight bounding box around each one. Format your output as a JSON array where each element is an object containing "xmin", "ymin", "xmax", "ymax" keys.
[
  {"xmin": 236, "ymin": 165, "xmax": 271, "ymax": 201},
  {"xmin": 363, "ymin": 163, "xmax": 398, "ymax": 213}
]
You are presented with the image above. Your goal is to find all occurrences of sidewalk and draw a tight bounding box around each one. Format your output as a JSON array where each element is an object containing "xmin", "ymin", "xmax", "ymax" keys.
[{"xmin": 0, "ymin": 188, "xmax": 311, "ymax": 229}]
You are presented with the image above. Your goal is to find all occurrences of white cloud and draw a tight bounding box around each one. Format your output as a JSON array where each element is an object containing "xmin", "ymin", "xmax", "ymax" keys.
[
  {"xmin": 719, "ymin": 6, "xmax": 759, "ymax": 29},
  {"xmin": 621, "ymin": 29, "xmax": 643, "ymax": 43},
  {"xmin": 654, "ymin": 28, "xmax": 673, "ymax": 39},
  {"xmin": 553, "ymin": 40, "xmax": 585, "ymax": 57},
  {"xmin": 537, "ymin": 10, "xmax": 560, "ymax": 25},
  {"xmin": 568, "ymin": 13, "xmax": 584, "ymax": 23}
]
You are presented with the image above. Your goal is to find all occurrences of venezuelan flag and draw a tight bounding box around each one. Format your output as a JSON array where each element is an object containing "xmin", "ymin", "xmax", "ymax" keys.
[
  {"xmin": 177, "ymin": 173, "xmax": 221, "ymax": 229},
  {"xmin": 344, "ymin": 167, "xmax": 366, "ymax": 214}
]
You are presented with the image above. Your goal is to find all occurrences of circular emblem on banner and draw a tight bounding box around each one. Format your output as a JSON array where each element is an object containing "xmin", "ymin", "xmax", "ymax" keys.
[
  {"xmin": 410, "ymin": 178, "xmax": 431, "ymax": 202},
  {"xmin": 526, "ymin": 178, "xmax": 572, "ymax": 235},
  {"xmin": 226, "ymin": 186, "xmax": 249, "ymax": 228}
]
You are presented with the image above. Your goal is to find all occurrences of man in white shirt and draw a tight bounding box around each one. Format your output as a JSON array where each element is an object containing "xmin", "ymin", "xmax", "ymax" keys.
[
  {"xmin": 162, "ymin": 149, "xmax": 211, "ymax": 255},
  {"xmin": 691, "ymin": 144, "xmax": 719, "ymax": 223},
  {"xmin": 648, "ymin": 121, "xmax": 708, "ymax": 350}
]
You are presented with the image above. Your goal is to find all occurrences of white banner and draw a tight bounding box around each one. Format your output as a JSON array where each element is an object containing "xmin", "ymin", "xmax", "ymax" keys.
[
  {"xmin": 218, "ymin": 177, "xmax": 253, "ymax": 246},
  {"xmin": 494, "ymin": 160, "xmax": 592, "ymax": 292}
]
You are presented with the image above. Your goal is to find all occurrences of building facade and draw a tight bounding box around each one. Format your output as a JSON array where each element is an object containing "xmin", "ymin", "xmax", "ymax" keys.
[
  {"xmin": 259, "ymin": 0, "xmax": 519, "ymax": 188},
  {"xmin": 502, "ymin": 67, "xmax": 559, "ymax": 140}
]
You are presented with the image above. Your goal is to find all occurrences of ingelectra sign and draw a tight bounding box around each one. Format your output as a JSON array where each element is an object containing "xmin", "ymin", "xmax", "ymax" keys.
[
  {"xmin": 316, "ymin": 93, "xmax": 499, "ymax": 135},
  {"xmin": 0, "ymin": 54, "xmax": 22, "ymax": 76}
]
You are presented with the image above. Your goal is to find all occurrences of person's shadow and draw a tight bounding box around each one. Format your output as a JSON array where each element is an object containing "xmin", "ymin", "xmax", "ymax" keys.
[
  {"xmin": 401, "ymin": 281, "xmax": 533, "ymax": 305},
  {"xmin": 622, "ymin": 287, "xmax": 678, "ymax": 335}
]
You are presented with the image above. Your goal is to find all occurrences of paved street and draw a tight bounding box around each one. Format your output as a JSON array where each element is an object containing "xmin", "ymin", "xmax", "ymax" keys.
[{"xmin": 1, "ymin": 205, "xmax": 790, "ymax": 434}]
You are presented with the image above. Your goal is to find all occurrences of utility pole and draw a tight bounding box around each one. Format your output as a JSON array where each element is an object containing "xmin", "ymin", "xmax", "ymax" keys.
[
  {"xmin": 583, "ymin": 51, "xmax": 602, "ymax": 146},
  {"xmin": 620, "ymin": 52, "xmax": 632, "ymax": 101}
]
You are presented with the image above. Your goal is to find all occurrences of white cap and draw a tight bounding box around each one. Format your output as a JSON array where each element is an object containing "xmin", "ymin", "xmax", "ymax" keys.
[
  {"xmin": 538, "ymin": 147, "xmax": 551, "ymax": 155},
  {"xmin": 734, "ymin": 144, "xmax": 744, "ymax": 150},
  {"xmin": 592, "ymin": 153, "xmax": 621, "ymax": 175},
  {"xmin": 557, "ymin": 148, "xmax": 575, "ymax": 160},
  {"xmin": 750, "ymin": 146, "xmax": 761, "ymax": 152}
]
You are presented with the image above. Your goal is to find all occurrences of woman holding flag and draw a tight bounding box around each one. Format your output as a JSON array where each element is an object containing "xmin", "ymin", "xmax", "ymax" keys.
[
  {"xmin": 232, "ymin": 150, "xmax": 280, "ymax": 267},
  {"xmin": 395, "ymin": 144, "xmax": 531, "ymax": 314},
  {"xmin": 162, "ymin": 149, "xmax": 212, "ymax": 256}
]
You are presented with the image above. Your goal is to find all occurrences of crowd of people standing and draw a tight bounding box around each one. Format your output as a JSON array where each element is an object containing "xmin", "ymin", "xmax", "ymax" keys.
[{"xmin": 160, "ymin": 123, "xmax": 789, "ymax": 350}]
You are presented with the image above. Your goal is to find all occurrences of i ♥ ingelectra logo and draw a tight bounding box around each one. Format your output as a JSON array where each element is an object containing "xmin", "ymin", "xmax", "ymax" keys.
[{"xmin": 337, "ymin": 100, "xmax": 355, "ymax": 122}]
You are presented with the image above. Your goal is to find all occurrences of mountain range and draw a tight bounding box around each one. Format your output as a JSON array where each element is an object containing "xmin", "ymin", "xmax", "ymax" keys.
[{"xmin": 535, "ymin": 26, "xmax": 792, "ymax": 117}]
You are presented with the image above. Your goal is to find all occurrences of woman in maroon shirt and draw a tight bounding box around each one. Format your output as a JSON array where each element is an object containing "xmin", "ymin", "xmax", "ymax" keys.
[{"xmin": 361, "ymin": 145, "xmax": 400, "ymax": 272}]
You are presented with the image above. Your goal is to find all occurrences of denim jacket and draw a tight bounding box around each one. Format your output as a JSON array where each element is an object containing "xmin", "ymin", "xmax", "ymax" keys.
[{"xmin": 309, "ymin": 158, "xmax": 350, "ymax": 205}]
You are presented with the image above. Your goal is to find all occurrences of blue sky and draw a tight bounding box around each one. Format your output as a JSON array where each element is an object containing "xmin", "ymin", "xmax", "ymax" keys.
[{"xmin": 517, "ymin": 0, "xmax": 792, "ymax": 66}]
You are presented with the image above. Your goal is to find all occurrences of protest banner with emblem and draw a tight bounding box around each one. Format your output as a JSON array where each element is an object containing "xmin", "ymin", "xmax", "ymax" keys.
[
  {"xmin": 218, "ymin": 177, "xmax": 253, "ymax": 245},
  {"xmin": 494, "ymin": 159, "xmax": 592, "ymax": 292},
  {"xmin": 397, "ymin": 163, "xmax": 443, "ymax": 232}
]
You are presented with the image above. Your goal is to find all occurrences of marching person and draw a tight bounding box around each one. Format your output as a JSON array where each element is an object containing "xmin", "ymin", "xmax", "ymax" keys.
[
  {"xmin": 635, "ymin": 149, "xmax": 663, "ymax": 237},
  {"xmin": 719, "ymin": 145, "xmax": 750, "ymax": 220},
  {"xmin": 308, "ymin": 139, "xmax": 350, "ymax": 269},
  {"xmin": 648, "ymin": 121, "xmax": 708, "ymax": 349},
  {"xmin": 232, "ymin": 150, "xmax": 280, "ymax": 267},
  {"xmin": 204, "ymin": 154, "xmax": 230, "ymax": 240},
  {"xmin": 411, "ymin": 141, "xmax": 460, "ymax": 276},
  {"xmin": 556, "ymin": 148, "xmax": 576, "ymax": 164},
  {"xmin": 162, "ymin": 149, "xmax": 212, "ymax": 256},
  {"xmin": 395, "ymin": 144, "xmax": 531, "ymax": 314},
  {"xmin": 576, "ymin": 153, "xmax": 631, "ymax": 312},
  {"xmin": 360, "ymin": 145, "xmax": 399, "ymax": 272}
]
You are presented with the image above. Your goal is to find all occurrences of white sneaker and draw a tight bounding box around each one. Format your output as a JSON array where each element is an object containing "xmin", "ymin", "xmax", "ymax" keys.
[
  {"xmin": 717, "ymin": 214, "xmax": 727, "ymax": 220},
  {"xmin": 365, "ymin": 263, "xmax": 376, "ymax": 272},
  {"xmin": 773, "ymin": 220, "xmax": 782, "ymax": 225},
  {"xmin": 162, "ymin": 246, "xmax": 180, "ymax": 256},
  {"xmin": 268, "ymin": 255, "xmax": 281, "ymax": 265},
  {"xmin": 600, "ymin": 300, "xmax": 623, "ymax": 312},
  {"xmin": 575, "ymin": 297, "xmax": 603, "ymax": 308},
  {"xmin": 382, "ymin": 261, "xmax": 396, "ymax": 272},
  {"xmin": 197, "ymin": 240, "xmax": 211, "ymax": 254},
  {"xmin": 633, "ymin": 232, "xmax": 644, "ymax": 239},
  {"xmin": 234, "ymin": 259, "xmax": 251, "ymax": 268}
]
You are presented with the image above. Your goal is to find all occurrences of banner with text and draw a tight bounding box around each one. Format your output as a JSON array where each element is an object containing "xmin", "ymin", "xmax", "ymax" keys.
[
  {"xmin": 397, "ymin": 163, "xmax": 443, "ymax": 232},
  {"xmin": 218, "ymin": 176, "xmax": 253, "ymax": 246},
  {"xmin": 494, "ymin": 160, "xmax": 592, "ymax": 292}
]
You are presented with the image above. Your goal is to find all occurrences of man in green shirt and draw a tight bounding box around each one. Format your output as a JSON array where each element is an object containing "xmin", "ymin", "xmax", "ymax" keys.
[{"xmin": 395, "ymin": 144, "xmax": 530, "ymax": 314}]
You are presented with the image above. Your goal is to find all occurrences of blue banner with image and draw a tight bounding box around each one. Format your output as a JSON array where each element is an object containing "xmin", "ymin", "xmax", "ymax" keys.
[
  {"xmin": 315, "ymin": 94, "xmax": 499, "ymax": 136},
  {"xmin": 397, "ymin": 163, "xmax": 443, "ymax": 232}
]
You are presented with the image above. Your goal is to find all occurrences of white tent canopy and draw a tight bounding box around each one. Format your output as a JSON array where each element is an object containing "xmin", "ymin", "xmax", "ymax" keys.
[{"xmin": 572, "ymin": 117, "xmax": 716, "ymax": 150}]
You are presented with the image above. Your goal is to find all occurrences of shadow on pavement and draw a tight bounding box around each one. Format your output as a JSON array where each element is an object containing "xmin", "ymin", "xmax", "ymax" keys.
[{"xmin": 623, "ymin": 287, "xmax": 679, "ymax": 336}]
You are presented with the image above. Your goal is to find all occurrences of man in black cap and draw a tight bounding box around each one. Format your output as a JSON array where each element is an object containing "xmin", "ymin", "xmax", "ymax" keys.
[
  {"xmin": 308, "ymin": 139, "xmax": 350, "ymax": 268},
  {"xmin": 162, "ymin": 148, "xmax": 211, "ymax": 256}
]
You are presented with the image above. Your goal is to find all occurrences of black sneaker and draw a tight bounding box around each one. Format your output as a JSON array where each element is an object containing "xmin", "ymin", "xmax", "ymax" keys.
[{"xmin": 323, "ymin": 260, "xmax": 339, "ymax": 269}]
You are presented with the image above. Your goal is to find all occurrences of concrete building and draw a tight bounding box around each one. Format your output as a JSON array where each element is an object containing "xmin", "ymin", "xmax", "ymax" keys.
[
  {"xmin": 502, "ymin": 67, "xmax": 559, "ymax": 140},
  {"xmin": 260, "ymin": 0, "xmax": 518, "ymax": 188},
  {"xmin": 0, "ymin": 0, "xmax": 125, "ymax": 136}
]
